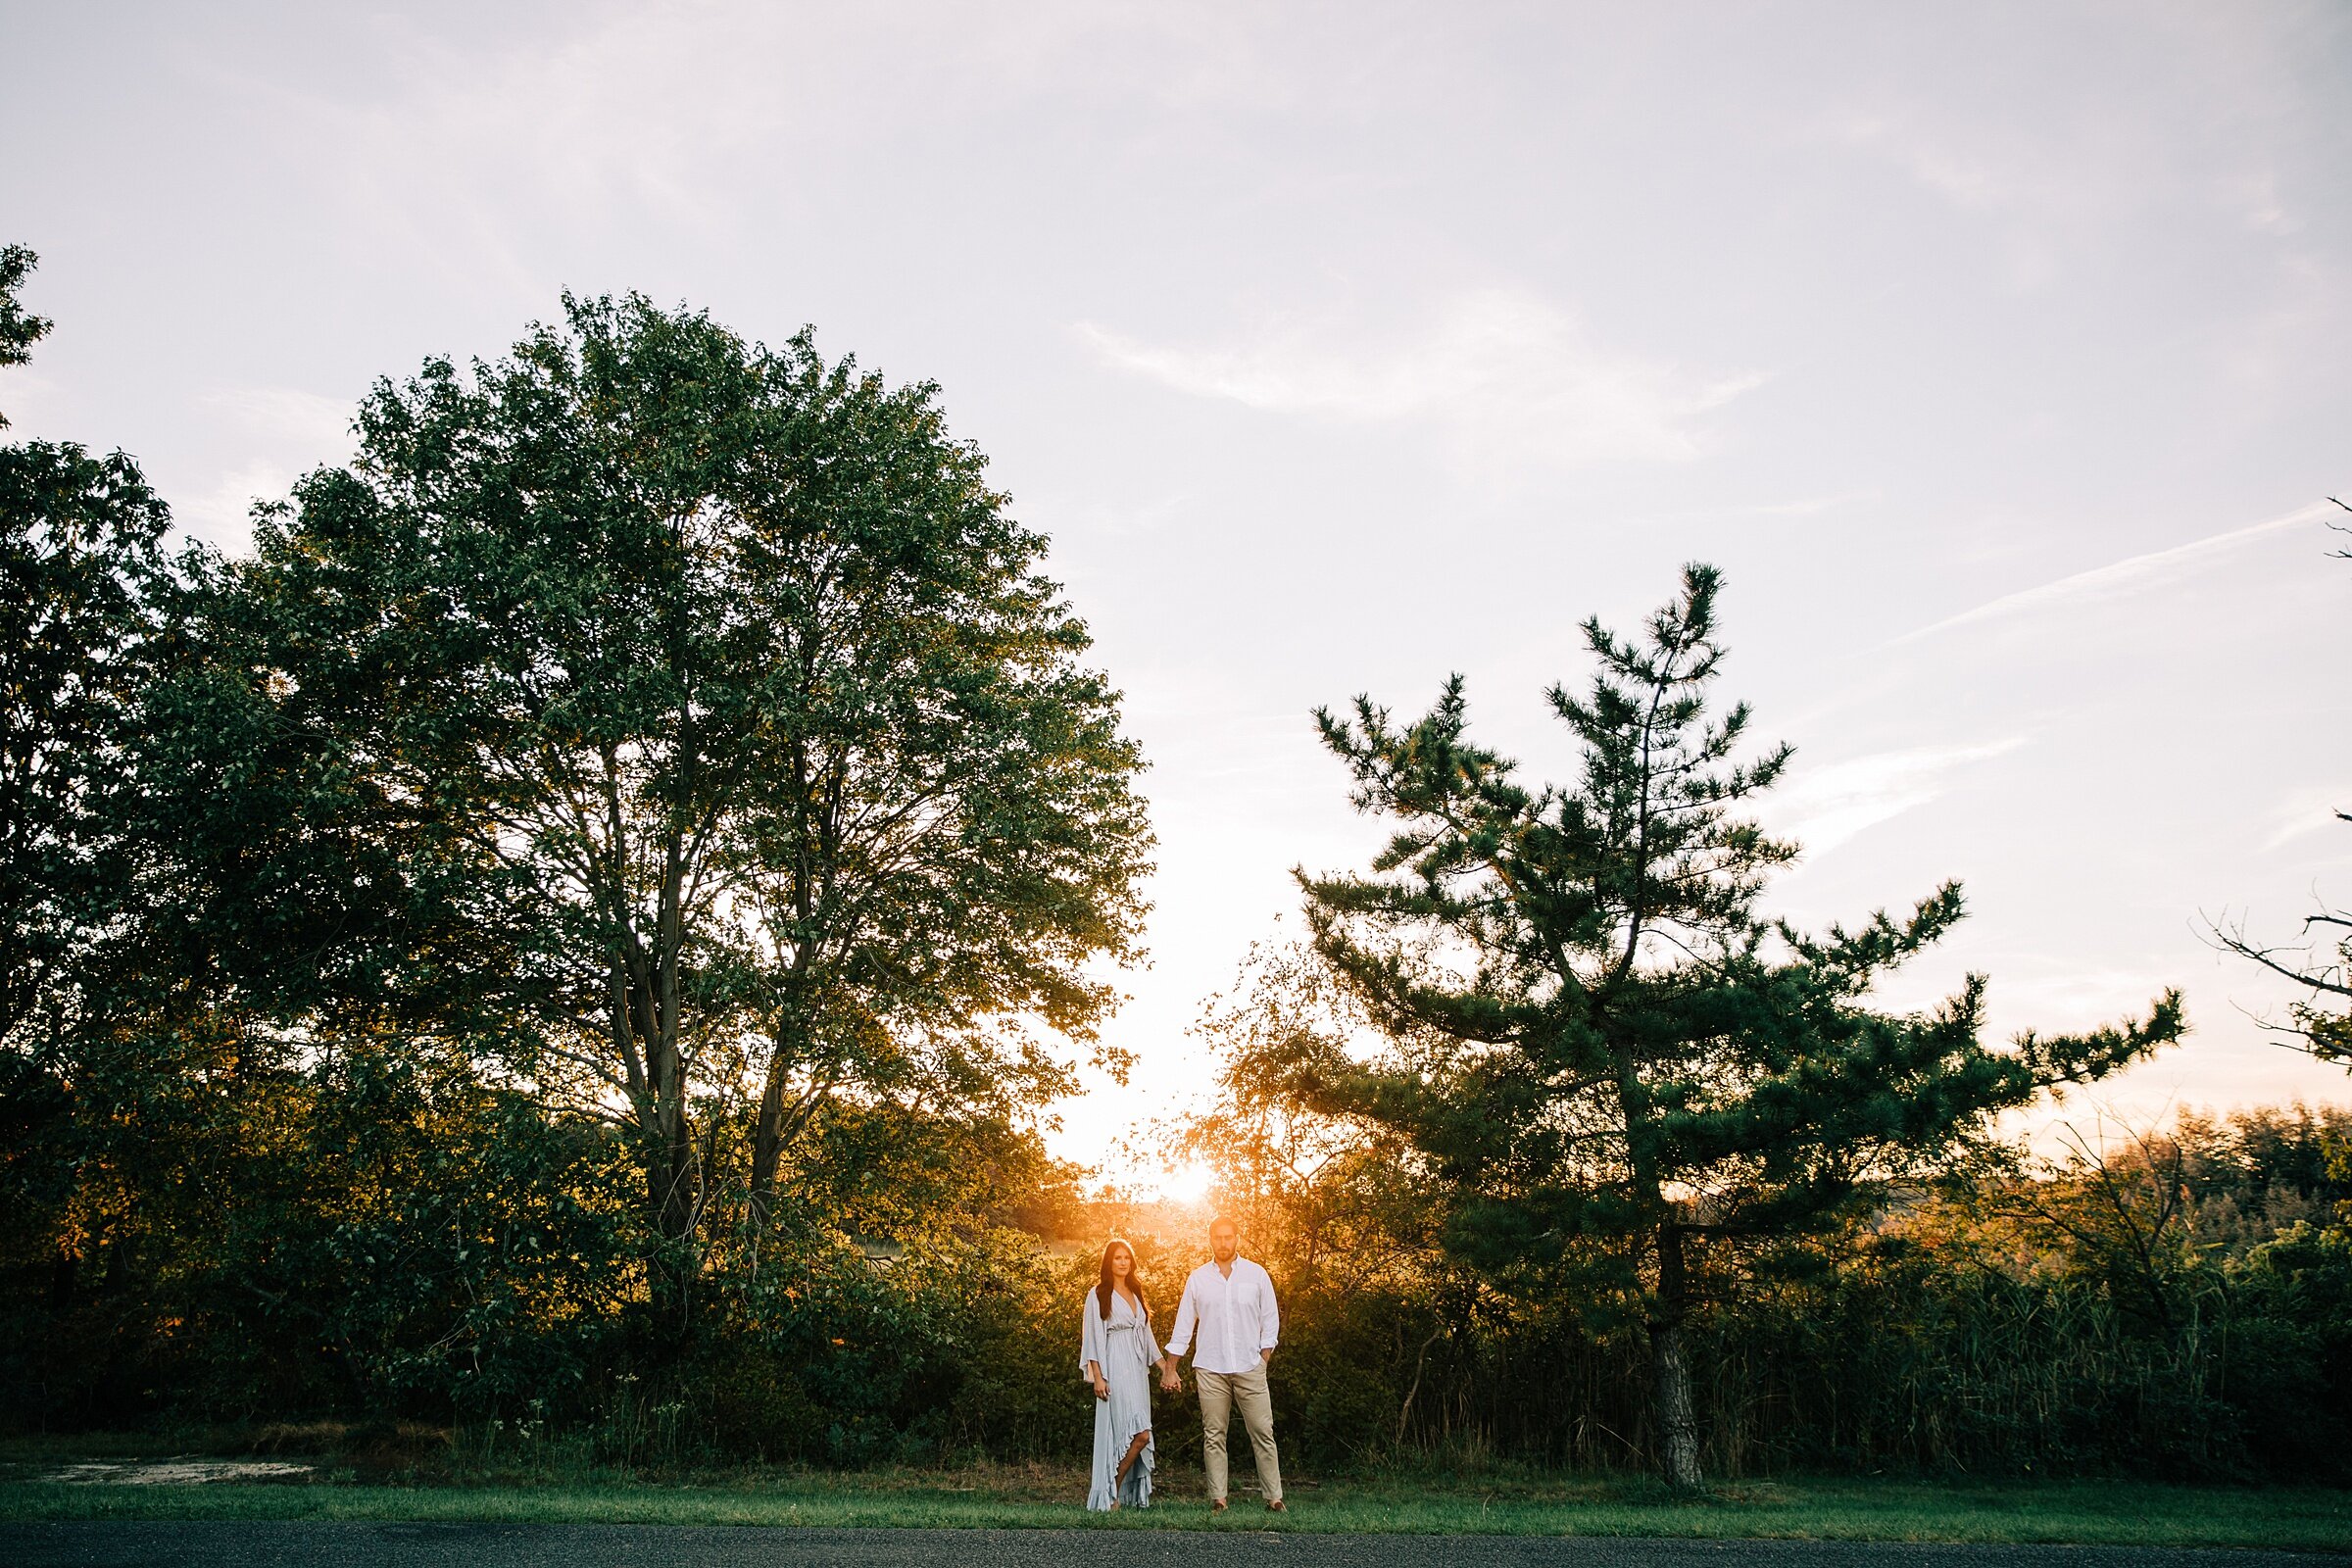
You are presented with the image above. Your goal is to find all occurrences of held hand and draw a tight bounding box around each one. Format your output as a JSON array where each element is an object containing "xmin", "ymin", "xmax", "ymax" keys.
[{"xmin": 1159, "ymin": 1367, "xmax": 1182, "ymax": 1394}]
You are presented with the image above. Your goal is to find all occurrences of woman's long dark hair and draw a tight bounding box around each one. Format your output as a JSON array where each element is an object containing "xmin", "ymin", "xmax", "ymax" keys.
[{"xmin": 1096, "ymin": 1238, "xmax": 1148, "ymax": 1320}]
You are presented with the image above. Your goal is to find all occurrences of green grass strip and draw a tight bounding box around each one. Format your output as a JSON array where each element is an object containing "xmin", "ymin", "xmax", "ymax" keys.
[{"xmin": 1, "ymin": 1474, "xmax": 2346, "ymax": 1549}]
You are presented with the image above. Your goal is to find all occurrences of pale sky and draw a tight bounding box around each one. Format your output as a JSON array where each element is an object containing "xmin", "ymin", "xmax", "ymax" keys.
[{"xmin": 7, "ymin": 2, "xmax": 2349, "ymax": 1185}]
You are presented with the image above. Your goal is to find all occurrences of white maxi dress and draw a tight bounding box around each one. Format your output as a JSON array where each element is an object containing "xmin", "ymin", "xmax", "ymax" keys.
[{"xmin": 1078, "ymin": 1289, "xmax": 1160, "ymax": 1510}]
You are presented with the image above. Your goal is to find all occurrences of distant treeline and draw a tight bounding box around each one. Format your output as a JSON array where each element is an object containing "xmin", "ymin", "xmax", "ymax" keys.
[
  {"xmin": 5, "ymin": 1035, "xmax": 2347, "ymax": 1482},
  {"xmin": 2, "ymin": 249, "xmax": 2347, "ymax": 1484}
]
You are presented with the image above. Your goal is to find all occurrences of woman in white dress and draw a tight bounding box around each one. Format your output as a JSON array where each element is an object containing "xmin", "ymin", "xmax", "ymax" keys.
[{"xmin": 1079, "ymin": 1238, "xmax": 1159, "ymax": 1511}]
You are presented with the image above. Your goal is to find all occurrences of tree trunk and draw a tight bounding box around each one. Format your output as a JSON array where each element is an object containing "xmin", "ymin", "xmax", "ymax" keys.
[
  {"xmin": 748, "ymin": 1063, "xmax": 787, "ymax": 1225},
  {"xmin": 1612, "ymin": 1043, "xmax": 1702, "ymax": 1491},
  {"xmin": 643, "ymin": 1083, "xmax": 702, "ymax": 1327},
  {"xmin": 750, "ymin": 990, "xmax": 836, "ymax": 1227},
  {"xmin": 1649, "ymin": 1222, "xmax": 1703, "ymax": 1490},
  {"xmin": 631, "ymin": 961, "xmax": 702, "ymax": 1324},
  {"xmin": 747, "ymin": 940, "xmax": 821, "ymax": 1225}
]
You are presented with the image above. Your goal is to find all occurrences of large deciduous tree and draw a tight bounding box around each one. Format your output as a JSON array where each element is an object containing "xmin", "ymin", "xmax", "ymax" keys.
[
  {"xmin": 0, "ymin": 246, "xmax": 198, "ymax": 1379},
  {"xmin": 1281, "ymin": 564, "xmax": 2184, "ymax": 1488},
  {"xmin": 149, "ymin": 294, "xmax": 1152, "ymax": 1304},
  {"xmin": 0, "ymin": 244, "xmax": 179, "ymax": 1055}
]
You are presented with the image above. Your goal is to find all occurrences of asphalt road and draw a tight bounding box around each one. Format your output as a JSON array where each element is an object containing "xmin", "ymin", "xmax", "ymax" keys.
[{"xmin": 0, "ymin": 1528, "xmax": 2330, "ymax": 1568}]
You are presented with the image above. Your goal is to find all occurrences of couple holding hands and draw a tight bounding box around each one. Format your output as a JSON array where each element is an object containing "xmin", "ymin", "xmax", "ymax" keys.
[{"xmin": 1077, "ymin": 1216, "xmax": 1284, "ymax": 1513}]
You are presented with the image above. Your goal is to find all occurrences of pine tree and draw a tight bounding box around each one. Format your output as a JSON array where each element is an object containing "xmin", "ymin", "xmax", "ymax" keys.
[{"xmin": 1287, "ymin": 563, "xmax": 2184, "ymax": 1487}]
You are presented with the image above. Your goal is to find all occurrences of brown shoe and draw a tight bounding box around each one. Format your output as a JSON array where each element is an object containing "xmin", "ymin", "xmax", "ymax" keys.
[
  {"xmin": 1266, "ymin": 1499, "xmax": 1287, "ymax": 1513},
  {"xmin": 1210, "ymin": 1498, "xmax": 1228, "ymax": 1512}
]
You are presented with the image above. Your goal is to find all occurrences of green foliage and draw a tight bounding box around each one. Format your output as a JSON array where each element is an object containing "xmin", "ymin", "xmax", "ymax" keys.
[
  {"xmin": 0, "ymin": 443, "xmax": 177, "ymax": 1036},
  {"xmin": 2234, "ymin": 1221, "xmax": 2352, "ymax": 1464},
  {"xmin": 1, "ymin": 1020, "xmax": 645, "ymax": 1427},
  {"xmin": 0, "ymin": 244, "xmax": 183, "ymax": 1059},
  {"xmin": 2178, "ymin": 1102, "xmax": 2352, "ymax": 1245},
  {"xmin": 1165, "ymin": 1049, "xmax": 2352, "ymax": 1481},
  {"xmin": 1276, "ymin": 564, "xmax": 2184, "ymax": 1484},
  {"xmin": 0, "ymin": 245, "xmax": 52, "ymax": 415},
  {"xmin": 0, "ymin": 267, "xmax": 1150, "ymax": 1460},
  {"xmin": 0, "ymin": 1006, "xmax": 1103, "ymax": 1455},
  {"xmin": 129, "ymin": 291, "xmax": 1151, "ymax": 1289}
]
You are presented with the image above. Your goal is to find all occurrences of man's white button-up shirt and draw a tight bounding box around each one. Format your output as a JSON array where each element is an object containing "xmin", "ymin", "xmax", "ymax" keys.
[{"xmin": 1163, "ymin": 1256, "xmax": 1280, "ymax": 1376}]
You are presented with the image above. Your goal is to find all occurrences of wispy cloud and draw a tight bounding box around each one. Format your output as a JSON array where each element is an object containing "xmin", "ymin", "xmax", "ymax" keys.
[
  {"xmin": 1736, "ymin": 491, "xmax": 1878, "ymax": 518},
  {"xmin": 1078, "ymin": 289, "xmax": 1765, "ymax": 468},
  {"xmin": 1641, "ymin": 491, "xmax": 1880, "ymax": 526},
  {"xmin": 1816, "ymin": 111, "xmax": 2011, "ymax": 211},
  {"xmin": 1892, "ymin": 500, "xmax": 2337, "ymax": 646},
  {"xmin": 202, "ymin": 385, "xmax": 356, "ymax": 455},
  {"xmin": 1775, "ymin": 737, "xmax": 2027, "ymax": 857},
  {"xmin": 2264, "ymin": 784, "xmax": 2350, "ymax": 854}
]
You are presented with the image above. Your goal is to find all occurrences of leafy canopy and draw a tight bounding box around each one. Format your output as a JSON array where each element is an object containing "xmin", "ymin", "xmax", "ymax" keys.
[
  {"xmin": 0, "ymin": 244, "xmax": 182, "ymax": 1056},
  {"xmin": 137, "ymin": 292, "xmax": 1152, "ymax": 1261}
]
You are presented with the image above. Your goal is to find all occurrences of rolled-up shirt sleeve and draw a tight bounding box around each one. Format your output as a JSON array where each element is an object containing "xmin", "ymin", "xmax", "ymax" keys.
[
  {"xmin": 1164, "ymin": 1276, "xmax": 1198, "ymax": 1359},
  {"xmin": 1257, "ymin": 1266, "xmax": 1280, "ymax": 1351}
]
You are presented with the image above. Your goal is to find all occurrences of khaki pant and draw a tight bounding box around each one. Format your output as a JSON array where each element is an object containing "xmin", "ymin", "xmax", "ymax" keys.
[{"xmin": 1195, "ymin": 1364, "xmax": 1282, "ymax": 1504}]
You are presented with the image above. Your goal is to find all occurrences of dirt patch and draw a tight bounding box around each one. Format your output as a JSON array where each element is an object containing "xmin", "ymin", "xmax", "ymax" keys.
[{"xmin": 41, "ymin": 1460, "xmax": 316, "ymax": 1486}]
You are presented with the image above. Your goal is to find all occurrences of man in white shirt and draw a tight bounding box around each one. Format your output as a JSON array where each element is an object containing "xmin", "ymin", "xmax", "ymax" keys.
[{"xmin": 1157, "ymin": 1215, "xmax": 1284, "ymax": 1512}]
